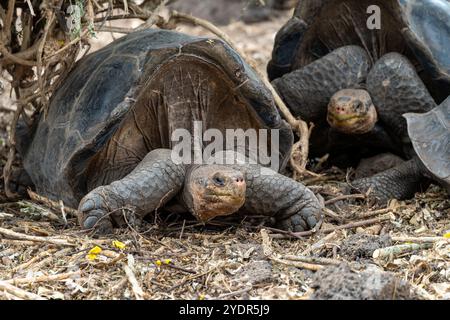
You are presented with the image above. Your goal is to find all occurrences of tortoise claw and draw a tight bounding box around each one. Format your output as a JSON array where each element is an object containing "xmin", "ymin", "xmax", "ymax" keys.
[
  {"xmin": 82, "ymin": 209, "xmax": 109, "ymax": 228},
  {"xmin": 274, "ymin": 205, "xmax": 322, "ymax": 233},
  {"xmin": 78, "ymin": 189, "xmax": 114, "ymax": 234},
  {"xmin": 80, "ymin": 209, "xmax": 114, "ymax": 235},
  {"xmin": 275, "ymin": 214, "xmax": 309, "ymax": 232},
  {"xmin": 83, "ymin": 215, "xmax": 99, "ymax": 229}
]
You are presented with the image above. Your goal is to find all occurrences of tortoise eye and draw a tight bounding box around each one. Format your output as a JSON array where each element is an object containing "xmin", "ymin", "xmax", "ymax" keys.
[
  {"xmin": 212, "ymin": 174, "xmax": 225, "ymax": 187},
  {"xmin": 355, "ymin": 101, "xmax": 364, "ymax": 110}
]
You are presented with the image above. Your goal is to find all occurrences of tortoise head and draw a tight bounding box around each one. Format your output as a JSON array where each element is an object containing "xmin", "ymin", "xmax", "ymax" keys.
[
  {"xmin": 184, "ymin": 165, "xmax": 246, "ymax": 222},
  {"xmin": 327, "ymin": 89, "xmax": 378, "ymax": 135}
]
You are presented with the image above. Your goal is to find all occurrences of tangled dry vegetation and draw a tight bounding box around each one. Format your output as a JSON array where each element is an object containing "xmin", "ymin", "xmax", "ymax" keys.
[{"xmin": 0, "ymin": 1, "xmax": 449, "ymax": 300}]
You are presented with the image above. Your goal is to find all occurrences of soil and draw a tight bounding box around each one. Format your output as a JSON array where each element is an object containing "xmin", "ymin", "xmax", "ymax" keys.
[
  {"xmin": 310, "ymin": 263, "xmax": 417, "ymax": 300},
  {"xmin": 340, "ymin": 233, "xmax": 392, "ymax": 260}
]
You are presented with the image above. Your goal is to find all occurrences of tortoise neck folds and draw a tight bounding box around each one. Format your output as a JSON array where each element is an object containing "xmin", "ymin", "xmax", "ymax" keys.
[
  {"xmin": 326, "ymin": 88, "xmax": 378, "ymax": 135},
  {"xmin": 182, "ymin": 165, "xmax": 246, "ymax": 222}
]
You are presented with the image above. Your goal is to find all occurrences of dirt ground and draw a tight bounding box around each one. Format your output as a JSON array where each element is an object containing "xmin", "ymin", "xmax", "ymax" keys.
[{"xmin": 0, "ymin": 9, "xmax": 449, "ymax": 300}]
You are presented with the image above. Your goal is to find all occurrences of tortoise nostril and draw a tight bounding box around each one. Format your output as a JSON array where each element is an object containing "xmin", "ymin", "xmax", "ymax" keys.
[{"xmin": 235, "ymin": 176, "xmax": 244, "ymax": 183}]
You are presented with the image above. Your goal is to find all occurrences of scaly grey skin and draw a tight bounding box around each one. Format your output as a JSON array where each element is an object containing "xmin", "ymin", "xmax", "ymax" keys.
[
  {"xmin": 79, "ymin": 149, "xmax": 186, "ymax": 233},
  {"xmin": 272, "ymin": 45, "xmax": 404, "ymax": 162},
  {"xmin": 273, "ymin": 46, "xmax": 437, "ymax": 157},
  {"xmin": 79, "ymin": 149, "xmax": 322, "ymax": 234},
  {"xmin": 351, "ymin": 157, "xmax": 429, "ymax": 204},
  {"xmin": 367, "ymin": 52, "xmax": 437, "ymax": 150},
  {"xmin": 272, "ymin": 43, "xmax": 444, "ymax": 204},
  {"xmin": 236, "ymin": 163, "xmax": 321, "ymax": 231},
  {"xmin": 272, "ymin": 45, "xmax": 371, "ymax": 123},
  {"xmin": 349, "ymin": 52, "xmax": 444, "ymax": 204}
]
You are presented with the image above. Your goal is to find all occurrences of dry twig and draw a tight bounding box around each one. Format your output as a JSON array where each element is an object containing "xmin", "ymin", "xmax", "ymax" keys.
[
  {"xmin": 373, "ymin": 243, "xmax": 433, "ymax": 260},
  {"xmin": 0, "ymin": 281, "xmax": 46, "ymax": 300},
  {"xmin": 270, "ymin": 214, "xmax": 394, "ymax": 239},
  {"xmin": 123, "ymin": 255, "xmax": 145, "ymax": 300},
  {"xmin": 0, "ymin": 227, "xmax": 76, "ymax": 246}
]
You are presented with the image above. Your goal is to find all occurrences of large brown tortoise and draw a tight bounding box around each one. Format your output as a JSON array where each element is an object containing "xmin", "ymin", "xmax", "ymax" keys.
[
  {"xmin": 268, "ymin": 0, "xmax": 450, "ymax": 203},
  {"xmin": 17, "ymin": 29, "xmax": 322, "ymax": 234}
]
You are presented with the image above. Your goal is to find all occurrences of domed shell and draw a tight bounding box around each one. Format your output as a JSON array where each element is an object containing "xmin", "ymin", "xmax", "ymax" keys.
[
  {"xmin": 268, "ymin": 0, "xmax": 450, "ymax": 102},
  {"xmin": 404, "ymin": 96, "xmax": 450, "ymax": 192},
  {"xmin": 23, "ymin": 29, "xmax": 292, "ymax": 207}
]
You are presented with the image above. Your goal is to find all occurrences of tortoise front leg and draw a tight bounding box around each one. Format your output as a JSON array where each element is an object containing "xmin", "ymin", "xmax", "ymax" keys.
[
  {"xmin": 78, "ymin": 149, "xmax": 185, "ymax": 234},
  {"xmin": 237, "ymin": 164, "xmax": 323, "ymax": 232},
  {"xmin": 351, "ymin": 157, "xmax": 429, "ymax": 204},
  {"xmin": 367, "ymin": 52, "xmax": 436, "ymax": 150}
]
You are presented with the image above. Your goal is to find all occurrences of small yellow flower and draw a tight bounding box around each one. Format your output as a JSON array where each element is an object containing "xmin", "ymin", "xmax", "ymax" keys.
[
  {"xmin": 164, "ymin": 259, "xmax": 172, "ymax": 265},
  {"xmin": 198, "ymin": 294, "xmax": 206, "ymax": 300},
  {"xmin": 155, "ymin": 260, "xmax": 162, "ymax": 266},
  {"xmin": 86, "ymin": 246, "xmax": 102, "ymax": 261},
  {"xmin": 86, "ymin": 253, "xmax": 98, "ymax": 261},
  {"xmin": 57, "ymin": 40, "xmax": 65, "ymax": 46},
  {"xmin": 112, "ymin": 240, "xmax": 126, "ymax": 250},
  {"xmin": 444, "ymin": 232, "xmax": 450, "ymax": 239},
  {"xmin": 89, "ymin": 246, "xmax": 102, "ymax": 255}
]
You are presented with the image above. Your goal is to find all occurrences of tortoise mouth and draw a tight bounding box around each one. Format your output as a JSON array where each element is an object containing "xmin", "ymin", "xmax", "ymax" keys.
[
  {"xmin": 327, "ymin": 112, "xmax": 377, "ymax": 134},
  {"xmin": 194, "ymin": 196, "xmax": 246, "ymax": 222},
  {"xmin": 328, "ymin": 112, "xmax": 365, "ymax": 122},
  {"xmin": 203, "ymin": 191, "xmax": 246, "ymax": 205},
  {"xmin": 195, "ymin": 188, "xmax": 246, "ymax": 222},
  {"xmin": 202, "ymin": 186, "xmax": 246, "ymax": 208}
]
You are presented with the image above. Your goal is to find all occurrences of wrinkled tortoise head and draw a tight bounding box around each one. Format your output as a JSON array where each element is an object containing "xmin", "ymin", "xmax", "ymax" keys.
[
  {"xmin": 184, "ymin": 165, "xmax": 246, "ymax": 222},
  {"xmin": 327, "ymin": 88, "xmax": 378, "ymax": 134}
]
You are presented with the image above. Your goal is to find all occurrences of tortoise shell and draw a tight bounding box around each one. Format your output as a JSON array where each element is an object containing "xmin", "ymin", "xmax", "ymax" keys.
[
  {"xmin": 404, "ymin": 96, "xmax": 450, "ymax": 192},
  {"xmin": 22, "ymin": 29, "xmax": 293, "ymax": 207},
  {"xmin": 268, "ymin": 0, "xmax": 450, "ymax": 103}
]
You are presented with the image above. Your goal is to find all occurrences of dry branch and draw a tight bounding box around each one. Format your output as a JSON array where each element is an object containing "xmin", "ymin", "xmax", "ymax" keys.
[
  {"xmin": 270, "ymin": 214, "xmax": 394, "ymax": 239},
  {"xmin": 0, "ymin": 0, "xmax": 165, "ymax": 199},
  {"xmin": 0, "ymin": 281, "xmax": 46, "ymax": 300},
  {"xmin": 7, "ymin": 271, "xmax": 81, "ymax": 285},
  {"xmin": 27, "ymin": 189, "xmax": 79, "ymax": 217},
  {"xmin": 123, "ymin": 255, "xmax": 145, "ymax": 300},
  {"xmin": 270, "ymin": 255, "xmax": 324, "ymax": 271},
  {"xmin": 324, "ymin": 194, "xmax": 366, "ymax": 205},
  {"xmin": 373, "ymin": 243, "xmax": 433, "ymax": 260},
  {"xmin": 391, "ymin": 236, "xmax": 450, "ymax": 243},
  {"xmin": 12, "ymin": 249, "xmax": 57, "ymax": 272},
  {"xmin": 0, "ymin": 227, "xmax": 76, "ymax": 246},
  {"xmin": 283, "ymin": 254, "xmax": 341, "ymax": 265}
]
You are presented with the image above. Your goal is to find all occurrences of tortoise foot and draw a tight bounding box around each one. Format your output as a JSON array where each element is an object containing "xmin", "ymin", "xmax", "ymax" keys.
[
  {"xmin": 78, "ymin": 188, "xmax": 116, "ymax": 234},
  {"xmin": 275, "ymin": 209, "xmax": 319, "ymax": 232},
  {"xmin": 351, "ymin": 157, "xmax": 427, "ymax": 205}
]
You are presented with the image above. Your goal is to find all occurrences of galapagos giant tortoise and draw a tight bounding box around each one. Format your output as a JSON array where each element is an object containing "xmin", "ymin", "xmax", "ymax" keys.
[
  {"xmin": 18, "ymin": 29, "xmax": 322, "ymax": 234},
  {"xmin": 267, "ymin": 0, "xmax": 450, "ymax": 202}
]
